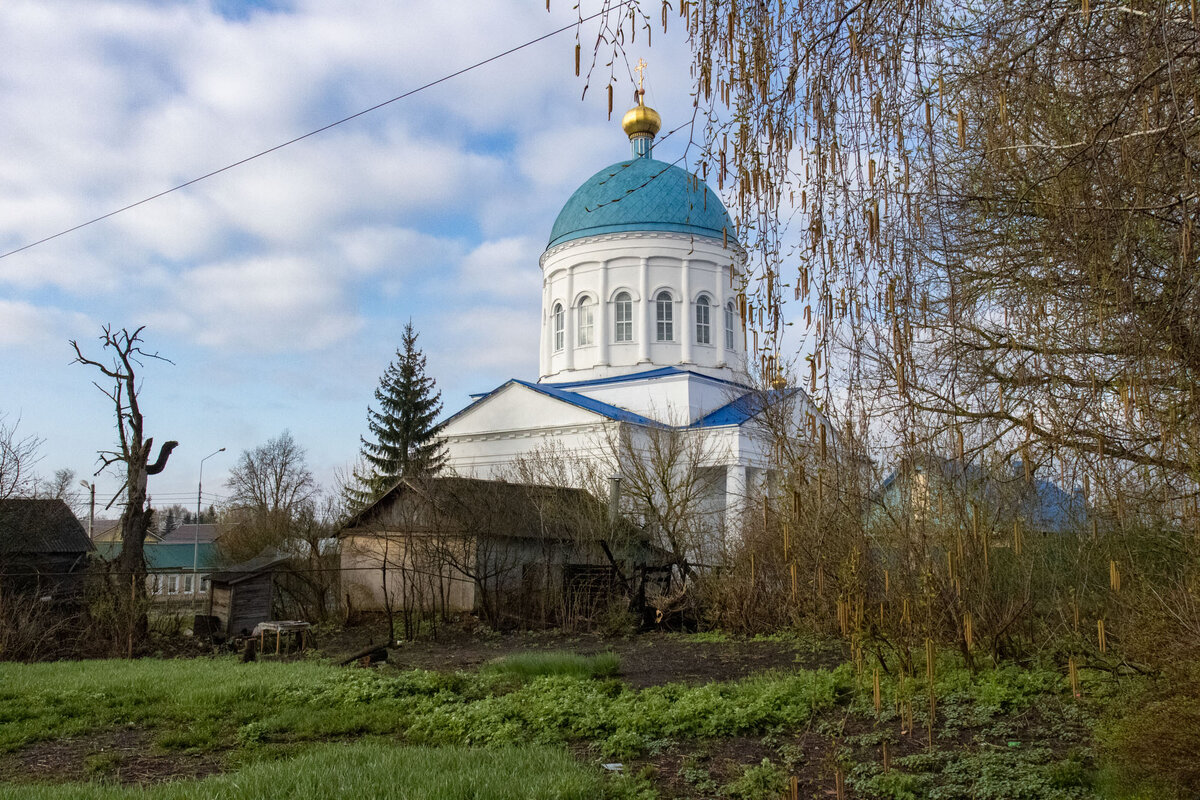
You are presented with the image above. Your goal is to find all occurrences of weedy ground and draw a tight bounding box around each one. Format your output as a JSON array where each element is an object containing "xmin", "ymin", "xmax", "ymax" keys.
[{"xmin": 0, "ymin": 632, "xmax": 1163, "ymax": 799}]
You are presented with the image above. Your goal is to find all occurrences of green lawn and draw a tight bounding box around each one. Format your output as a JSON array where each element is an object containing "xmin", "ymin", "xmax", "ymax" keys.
[{"xmin": 0, "ymin": 743, "xmax": 606, "ymax": 800}]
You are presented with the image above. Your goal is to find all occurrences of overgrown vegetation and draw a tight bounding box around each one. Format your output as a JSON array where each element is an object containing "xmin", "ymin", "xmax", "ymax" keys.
[
  {"xmin": 0, "ymin": 648, "xmax": 1168, "ymax": 798},
  {"xmin": 0, "ymin": 657, "xmax": 844, "ymax": 756},
  {"xmin": 574, "ymin": 2, "xmax": 1200, "ymax": 791}
]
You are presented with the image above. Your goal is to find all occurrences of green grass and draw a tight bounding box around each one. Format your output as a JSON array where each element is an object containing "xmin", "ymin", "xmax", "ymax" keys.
[
  {"xmin": 851, "ymin": 746, "xmax": 1095, "ymax": 800},
  {"xmin": 0, "ymin": 658, "xmax": 346, "ymax": 753},
  {"xmin": 480, "ymin": 650, "xmax": 621, "ymax": 679},
  {"xmin": 0, "ymin": 656, "xmax": 848, "ymax": 757},
  {"xmin": 0, "ymin": 742, "xmax": 605, "ymax": 800},
  {"xmin": 0, "ymin": 649, "xmax": 1134, "ymax": 799}
]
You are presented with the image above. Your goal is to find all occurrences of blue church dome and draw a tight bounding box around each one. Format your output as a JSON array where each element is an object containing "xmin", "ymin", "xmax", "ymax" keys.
[{"xmin": 547, "ymin": 156, "xmax": 735, "ymax": 248}]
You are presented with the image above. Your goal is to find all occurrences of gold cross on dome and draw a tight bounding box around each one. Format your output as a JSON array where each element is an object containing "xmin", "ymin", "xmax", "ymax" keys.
[{"xmin": 634, "ymin": 58, "xmax": 648, "ymax": 93}]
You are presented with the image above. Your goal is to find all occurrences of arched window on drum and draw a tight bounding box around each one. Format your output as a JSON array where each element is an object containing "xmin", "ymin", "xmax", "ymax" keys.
[
  {"xmin": 552, "ymin": 303, "xmax": 564, "ymax": 351},
  {"xmin": 655, "ymin": 291, "xmax": 674, "ymax": 342},
  {"xmin": 614, "ymin": 292, "xmax": 633, "ymax": 342}
]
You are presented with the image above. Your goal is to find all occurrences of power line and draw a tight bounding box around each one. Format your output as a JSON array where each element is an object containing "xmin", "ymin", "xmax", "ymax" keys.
[{"xmin": 0, "ymin": 3, "xmax": 629, "ymax": 262}]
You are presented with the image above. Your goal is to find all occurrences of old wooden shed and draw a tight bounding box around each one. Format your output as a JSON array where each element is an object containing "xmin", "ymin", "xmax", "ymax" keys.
[
  {"xmin": 339, "ymin": 476, "xmax": 670, "ymax": 627},
  {"xmin": 206, "ymin": 553, "xmax": 289, "ymax": 638}
]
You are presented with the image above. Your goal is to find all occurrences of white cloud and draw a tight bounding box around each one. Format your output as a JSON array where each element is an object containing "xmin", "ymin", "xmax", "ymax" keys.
[
  {"xmin": 162, "ymin": 255, "xmax": 360, "ymax": 352},
  {"xmin": 458, "ymin": 237, "xmax": 542, "ymax": 299},
  {"xmin": 428, "ymin": 305, "xmax": 540, "ymax": 384},
  {"xmin": 0, "ymin": 299, "xmax": 93, "ymax": 349},
  {"xmin": 0, "ymin": 0, "xmax": 701, "ymax": 497},
  {"xmin": 332, "ymin": 225, "xmax": 464, "ymax": 278}
]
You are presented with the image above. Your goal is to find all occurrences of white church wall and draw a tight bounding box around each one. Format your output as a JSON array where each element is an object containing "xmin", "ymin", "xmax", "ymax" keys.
[
  {"xmin": 443, "ymin": 384, "xmax": 599, "ymax": 437},
  {"xmin": 444, "ymin": 422, "xmax": 613, "ymax": 484},
  {"xmin": 539, "ymin": 231, "xmax": 746, "ymax": 383},
  {"xmin": 571, "ymin": 372, "xmax": 747, "ymax": 425}
]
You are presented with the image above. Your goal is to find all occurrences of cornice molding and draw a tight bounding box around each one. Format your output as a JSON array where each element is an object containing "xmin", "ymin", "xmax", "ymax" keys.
[
  {"xmin": 540, "ymin": 230, "xmax": 747, "ymax": 268},
  {"xmin": 442, "ymin": 421, "xmax": 612, "ymax": 444}
]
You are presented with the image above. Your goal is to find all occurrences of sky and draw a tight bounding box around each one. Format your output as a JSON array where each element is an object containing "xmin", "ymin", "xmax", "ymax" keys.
[{"xmin": 0, "ymin": 0, "xmax": 710, "ymax": 514}]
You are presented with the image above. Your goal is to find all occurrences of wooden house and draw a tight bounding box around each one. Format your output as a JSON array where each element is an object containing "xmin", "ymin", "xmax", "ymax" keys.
[
  {"xmin": 339, "ymin": 476, "xmax": 669, "ymax": 627},
  {"xmin": 0, "ymin": 499, "xmax": 93, "ymax": 600}
]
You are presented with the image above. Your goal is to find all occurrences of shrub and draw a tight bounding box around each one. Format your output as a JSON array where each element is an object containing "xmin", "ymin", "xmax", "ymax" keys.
[
  {"xmin": 1101, "ymin": 688, "xmax": 1200, "ymax": 799},
  {"xmin": 236, "ymin": 722, "xmax": 269, "ymax": 748},
  {"xmin": 723, "ymin": 758, "xmax": 786, "ymax": 800}
]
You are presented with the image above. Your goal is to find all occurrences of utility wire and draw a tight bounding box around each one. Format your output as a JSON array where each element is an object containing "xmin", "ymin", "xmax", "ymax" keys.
[{"xmin": 0, "ymin": 3, "xmax": 629, "ymax": 262}]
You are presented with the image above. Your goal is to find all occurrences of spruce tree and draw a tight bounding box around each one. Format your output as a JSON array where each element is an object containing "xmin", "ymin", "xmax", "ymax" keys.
[{"xmin": 348, "ymin": 322, "xmax": 445, "ymax": 508}]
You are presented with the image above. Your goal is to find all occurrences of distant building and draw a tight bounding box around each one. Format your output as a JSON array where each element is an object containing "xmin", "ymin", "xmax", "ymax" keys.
[
  {"xmin": 158, "ymin": 523, "xmax": 220, "ymax": 546},
  {"xmin": 871, "ymin": 455, "xmax": 1088, "ymax": 536},
  {"xmin": 90, "ymin": 518, "xmax": 131, "ymax": 543},
  {"xmin": 95, "ymin": 529, "xmax": 220, "ymax": 608},
  {"xmin": 0, "ymin": 498, "xmax": 94, "ymax": 600}
]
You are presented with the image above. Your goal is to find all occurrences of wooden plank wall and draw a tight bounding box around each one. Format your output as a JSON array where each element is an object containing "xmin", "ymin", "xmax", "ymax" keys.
[{"xmin": 226, "ymin": 575, "xmax": 273, "ymax": 637}]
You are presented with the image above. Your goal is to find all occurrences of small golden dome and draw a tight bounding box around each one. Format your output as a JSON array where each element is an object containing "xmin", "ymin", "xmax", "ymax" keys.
[{"xmin": 622, "ymin": 94, "xmax": 662, "ymax": 138}]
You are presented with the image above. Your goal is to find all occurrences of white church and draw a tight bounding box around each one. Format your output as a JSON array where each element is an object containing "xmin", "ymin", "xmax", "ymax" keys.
[{"xmin": 439, "ymin": 90, "xmax": 810, "ymax": 550}]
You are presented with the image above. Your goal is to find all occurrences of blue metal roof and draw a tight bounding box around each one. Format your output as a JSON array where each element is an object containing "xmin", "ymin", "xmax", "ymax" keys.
[
  {"xmin": 547, "ymin": 157, "xmax": 735, "ymax": 248},
  {"xmin": 548, "ymin": 366, "xmax": 751, "ymax": 392},
  {"xmin": 449, "ymin": 372, "xmax": 782, "ymax": 431},
  {"xmin": 690, "ymin": 388, "xmax": 800, "ymax": 428},
  {"xmin": 447, "ymin": 379, "xmax": 662, "ymax": 429}
]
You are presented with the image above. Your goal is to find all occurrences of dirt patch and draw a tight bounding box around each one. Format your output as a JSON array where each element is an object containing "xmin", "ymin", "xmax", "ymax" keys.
[
  {"xmin": 321, "ymin": 621, "xmax": 847, "ymax": 686},
  {"xmin": 0, "ymin": 728, "xmax": 226, "ymax": 787},
  {"xmin": 612, "ymin": 635, "xmax": 844, "ymax": 688}
]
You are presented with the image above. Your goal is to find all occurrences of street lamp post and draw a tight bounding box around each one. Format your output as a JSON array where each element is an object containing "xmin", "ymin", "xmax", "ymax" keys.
[
  {"xmin": 193, "ymin": 447, "xmax": 225, "ymax": 618},
  {"xmin": 79, "ymin": 480, "xmax": 96, "ymax": 540}
]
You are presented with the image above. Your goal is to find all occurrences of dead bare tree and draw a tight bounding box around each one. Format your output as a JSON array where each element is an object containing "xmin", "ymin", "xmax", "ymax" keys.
[{"xmin": 71, "ymin": 325, "xmax": 178, "ymax": 645}]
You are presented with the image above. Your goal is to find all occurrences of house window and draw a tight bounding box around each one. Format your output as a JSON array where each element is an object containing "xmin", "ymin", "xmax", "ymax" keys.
[
  {"xmin": 696, "ymin": 296, "xmax": 712, "ymax": 344},
  {"xmin": 553, "ymin": 303, "xmax": 564, "ymax": 351},
  {"xmin": 614, "ymin": 292, "xmax": 633, "ymax": 342},
  {"xmin": 577, "ymin": 297, "xmax": 594, "ymax": 346},
  {"xmin": 725, "ymin": 301, "xmax": 736, "ymax": 350},
  {"xmin": 166, "ymin": 574, "xmax": 178, "ymax": 595},
  {"xmin": 655, "ymin": 291, "xmax": 673, "ymax": 341},
  {"xmin": 183, "ymin": 574, "xmax": 194, "ymax": 594},
  {"xmin": 200, "ymin": 577, "xmax": 210, "ymax": 595}
]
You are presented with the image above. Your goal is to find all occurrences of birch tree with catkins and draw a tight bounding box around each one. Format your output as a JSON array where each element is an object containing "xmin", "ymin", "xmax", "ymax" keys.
[
  {"xmin": 574, "ymin": 3, "xmax": 1200, "ymax": 690},
  {"xmin": 588, "ymin": 0, "xmax": 1200, "ymax": 514}
]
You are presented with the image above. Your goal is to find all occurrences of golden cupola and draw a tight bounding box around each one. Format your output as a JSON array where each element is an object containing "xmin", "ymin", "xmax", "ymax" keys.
[
  {"xmin": 622, "ymin": 92, "xmax": 662, "ymax": 138},
  {"xmin": 622, "ymin": 60, "xmax": 661, "ymax": 158}
]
